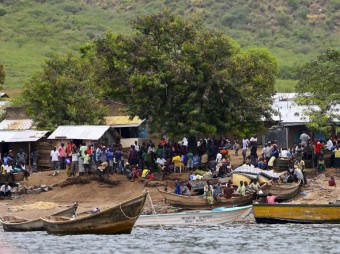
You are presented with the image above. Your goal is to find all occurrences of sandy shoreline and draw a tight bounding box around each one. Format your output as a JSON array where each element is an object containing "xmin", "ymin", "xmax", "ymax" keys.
[{"xmin": 0, "ymin": 162, "xmax": 339, "ymax": 220}]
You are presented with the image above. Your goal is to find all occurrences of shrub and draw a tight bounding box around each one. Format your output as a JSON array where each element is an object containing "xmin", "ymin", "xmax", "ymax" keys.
[{"xmin": 0, "ymin": 8, "xmax": 6, "ymax": 17}]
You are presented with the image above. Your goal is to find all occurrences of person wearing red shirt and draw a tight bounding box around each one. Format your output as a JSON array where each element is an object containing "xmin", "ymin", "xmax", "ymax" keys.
[{"xmin": 314, "ymin": 141, "xmax": 324, "ymax": 169}]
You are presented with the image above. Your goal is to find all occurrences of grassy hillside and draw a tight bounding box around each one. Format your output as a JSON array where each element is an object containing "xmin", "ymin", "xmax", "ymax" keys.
[{"xmin": 0, "ymin": 0, "xmax": 339, "ymax": 92}]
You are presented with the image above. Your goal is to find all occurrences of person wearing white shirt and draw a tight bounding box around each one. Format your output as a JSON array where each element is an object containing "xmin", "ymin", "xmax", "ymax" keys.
[
  {"xmin": 326, "ymin": 138, "xmax": 333, "ymax": 151},
  {"xmin": 0, "ymin": 182, "xmax": 11, "ymax": 197},
  {"xmin": 250, "ymin": 135, "xmax": 257, "ymax": 143},
  {"xmin": 50, "ymin": 147, "xmax": 60, "ymax": 176},
  {"xmin": 242, "ymin": 138, "xmax": 249, "ymax": 163},
  {"xmin": 182, "ymin": 137, "xmax": 188, "ymax": 147},
  {"xmin": 216, "ymin": 152, "xmax": 222, "ymax": 163}
]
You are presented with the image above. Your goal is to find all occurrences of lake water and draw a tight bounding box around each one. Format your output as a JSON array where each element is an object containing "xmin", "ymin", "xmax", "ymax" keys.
[{"xmin": 1, "ymin": 224, "xmax": 339, "ymax": 254}]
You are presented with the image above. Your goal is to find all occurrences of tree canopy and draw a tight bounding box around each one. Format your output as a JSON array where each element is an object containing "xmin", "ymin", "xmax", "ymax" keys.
[
  {"xmin": 21, "ymin": 54, "xmax": 107, "ymax": 130},
  {"xmin": 295, "ymin": 49, "xmax": 340, "ymax": 135},
  {"xmin": 91, "ymin": 10, "xmax": 278, "ymax": 138},
  {"xmin": 16, "ymin": 10, "xmax": 278, "ymax": 135}
]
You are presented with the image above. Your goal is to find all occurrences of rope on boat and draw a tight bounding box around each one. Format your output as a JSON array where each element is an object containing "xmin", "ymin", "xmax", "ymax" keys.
[
  {"xmin": 147, "ymin": 192, "xmax": 166, "ymax": 235},
  {"xmin": 119, "ymin": 202, "xmax": 143, "ymax": 219}
]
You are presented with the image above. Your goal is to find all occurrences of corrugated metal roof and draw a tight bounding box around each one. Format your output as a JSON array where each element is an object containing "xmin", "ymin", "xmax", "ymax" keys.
[
  {"xmin": 0, "ymin": 130, "xmax": 48, "ymax": 142},
  {"xmin": 48, "ymin": 126, "xmax": 111, "ymax": 140},
  {"xmin": 0, "ymin": 119, "xmax": 34, "ymax": 130},
  {"xmin": 272, "ymin": 93, "xmax": 339, "ymax": 124},
  {"xmin": 105, "ymin": 116, "xmax": 145, "ymax": 128}
]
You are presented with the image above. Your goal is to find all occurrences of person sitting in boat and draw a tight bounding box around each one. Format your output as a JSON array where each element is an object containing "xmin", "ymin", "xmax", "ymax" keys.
[
  {"xmin": 174, "ymin": 180, "xmax": 182, "ymax": 195},
  {"xmin": 204, "ymin": 180, "xmax": 214, "ymax": 206},
  {"xmin": 266, "ymin": 193, "xmax": 277, "ymax": 204},
  {"xmin": 181, "ymin": 182, "xmax": 191, "ymax": 196},
  {"xmin": 213, "ymin": 180, "xmax": 223, "ymax": 200},
  {"xmin": 236, "ymin": 181, "xmax": 246, "ymax": 196},
  {"xmin": 223, "ymin": 180, "xmax": 234, "ymax": 199},
  {"xmin": 0, "ymin": 182, "xmax": 11, "ymax": 198},
  {"xmin": 328, "ymin": 176, "xmax": 336, "ymax": 187},
  {"xmin": 249, "ymin": 179, "xmax": 261, "ymax": 193}
]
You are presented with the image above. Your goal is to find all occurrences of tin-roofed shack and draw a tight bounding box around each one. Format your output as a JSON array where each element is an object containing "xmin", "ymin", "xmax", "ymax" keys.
[
  {"xmin": 0, "ymin": 106, "xmax": 51, "ymax": 170},
  {"xmin": 48, "ymin": 125, "xmax": 121, "ymax": 148}
]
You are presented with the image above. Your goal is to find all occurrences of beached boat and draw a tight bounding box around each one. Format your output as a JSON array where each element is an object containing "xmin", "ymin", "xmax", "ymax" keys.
[
  {"xmin": 253, "ymin": 203, "xmax": 340, "ymax": 224},
  {"xmin": 41, "ymin": 193, "xmax": 147, "ymax": 234},
  {"xmin": 260, "ymin": 180, "xmax": 301, "ymax": 201},
  {"xmin": 158, "ymin": 189, "xmax": 254, "ymax": 209},
  {"xmin": 135, "ymin": 205, "xmax": 252, "ymax": 227},
  {"xmin": 189, "ymin": 177, "xmax": 230, "ymax": 193},
  {"xmin": 0, "ymin": 203, "xmax": 78, "ymax": 232}
]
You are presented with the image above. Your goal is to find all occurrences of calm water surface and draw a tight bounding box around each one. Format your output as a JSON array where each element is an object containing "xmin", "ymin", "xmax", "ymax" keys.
[{"xmin": 1, "ymin": 224, "xmax": 339, "ymax": 254}]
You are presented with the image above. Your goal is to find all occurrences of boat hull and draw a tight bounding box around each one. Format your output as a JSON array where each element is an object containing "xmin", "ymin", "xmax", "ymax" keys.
[
  {"xmin": 260, "ymin": 180, "xmax": 301, "ymax": 201},
  {"xmin": 135, "ymin": 205, "xmax": 252, "ymax": 227},
  {"xmin": 158, "ymin": 189, "xmax": 254, "ymax": 209},
  {"xmin": 0, "ymin": 203, "xmax": 78, "ymax": 232},
  {"xmin": 42, "ymin": 193, "xmax": 147, "ymax": 234},
  {"xmin": 253, "ymin": 204, "xmax": 340, "ymax": 224}
]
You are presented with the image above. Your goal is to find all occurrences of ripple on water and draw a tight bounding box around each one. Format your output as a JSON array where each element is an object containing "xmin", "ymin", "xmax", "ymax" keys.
[{"xmin": 1, "ymin": 224, "xmax": 339, "ymax": 254}]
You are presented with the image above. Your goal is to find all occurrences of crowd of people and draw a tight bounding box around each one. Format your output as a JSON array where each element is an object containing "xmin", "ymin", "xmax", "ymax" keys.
[{"xmin": 0, "ymin": 149, "xmax": 30, "ymax": 182}]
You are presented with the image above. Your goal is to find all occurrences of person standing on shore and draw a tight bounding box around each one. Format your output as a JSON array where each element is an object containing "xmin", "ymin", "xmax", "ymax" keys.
[
  {"xmin": 50, "ymin": 147, "xmax": 60, "ymax": 176},
  {"xmin": 300, "ymin": 132, "xmax": 310, "ymax": 148},
  {"xmin": 242, "ymin": 138, "xmax": 249, "ymax": 163},
  {"xmin": 334, "ymin": 145, "xmax": 340, "ymax": 173},
  {"xmin": 70, "ymin": 147, "xmax": 79, "ymax": 177},
  {"xmin": 58, "ymin": 143, "xmax": 66, "ymax": 170}
]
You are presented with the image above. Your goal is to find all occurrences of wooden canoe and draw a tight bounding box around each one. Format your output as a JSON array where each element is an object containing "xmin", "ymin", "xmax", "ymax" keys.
[
  {"xmin": 41, "ymin": 193, "xmax": 147, "ymax": 234},
  {"xmin": 158, "ymin": 189, "xmax": 254, "ymax": 210},
  {"xmin": 253, "ymin": 203, "xmax": 340, "ymax": 224},
  {"xmin": 135, "ymin": 205, "xmax": 253, "ymax": 227},
  {"xmin": 0, "ymin": 203, "xmax": 78, "ymax": 232},
  {"xmin": 260, "ymin": 180, "xmax": 301, "ymax": 201}
]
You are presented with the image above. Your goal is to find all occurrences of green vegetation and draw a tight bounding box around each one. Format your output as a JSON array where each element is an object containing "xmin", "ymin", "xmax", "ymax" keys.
[
  {"xmin": 0, "ymin": 0, "xmax": 339, "ymax": 91},
  {"xmin": 295, "ymin": 49, "xmax": 340, "ymax": 135},
  {"xmin": 18, "ymin": 11, "xmax": 278, "ymax": 137},
  {"xmin": 19, "ymin": 53, "xmax": 107, "ymax": 130}
]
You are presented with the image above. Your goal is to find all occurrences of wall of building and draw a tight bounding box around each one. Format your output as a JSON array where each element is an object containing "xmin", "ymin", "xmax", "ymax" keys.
[{"xmin": 5, "ymin": 107, "xmax": 28, "ymax": 120}]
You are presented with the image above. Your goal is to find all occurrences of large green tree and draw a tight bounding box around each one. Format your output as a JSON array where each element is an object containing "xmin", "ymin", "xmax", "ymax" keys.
[
  {"xmin": 92, "ymin": 10, "xmax": 278, "ymax": 138},
  {"xmin": 295, "ymin": 49, "xmax": 340, "ymax": 135},
  {"xmin": 21, "ymin": 54, "xmax": 107, "ymax": 130}
]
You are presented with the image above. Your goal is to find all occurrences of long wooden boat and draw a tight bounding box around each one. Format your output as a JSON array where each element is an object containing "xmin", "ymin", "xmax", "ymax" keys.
[
  {"xmin": 41, "ymin": 193, "xmax": 147, "ymax": 234},
  {"xmin": 253, "ymin": 203, "xmax": 340, "ymax": 224},
  {"xmin": 158, "ymin": 189, "xmax": 254, "ymax": 209},
  {"xmin": 260, "ymin": 180, "xmax": 301, "ymax": 201},
  {"xmin": 0, "ymin": 203, "xmax": 78, "ymax": 232},
  {"xmin": 135, "ymin": 205, "xmax": 252, "ymax": 227}
]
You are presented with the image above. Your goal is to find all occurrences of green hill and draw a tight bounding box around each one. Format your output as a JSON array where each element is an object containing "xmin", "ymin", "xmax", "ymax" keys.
[{"xmin": 0, "ymin": 0, "xmax": 339, "ymax": 92}]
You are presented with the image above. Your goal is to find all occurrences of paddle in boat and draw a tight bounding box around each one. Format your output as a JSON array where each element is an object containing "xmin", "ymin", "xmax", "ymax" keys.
[
  {"xmin": 41, "ymin": 192, "xmax": 147, "ymax": 234},
  {"xmin": 135, "ymin": 205, "xmax": 253, "ymax": 227},
  {"xmin": 158, "ymin": 189, "xmax": 254, "ymax": 209},
  {"xmin": 253, "ymin": 203, "xmax": 340, "ymax": 224},
  {"xmin": 0, "ymin": 203, "xmax": 78, "ymax": 232}
]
